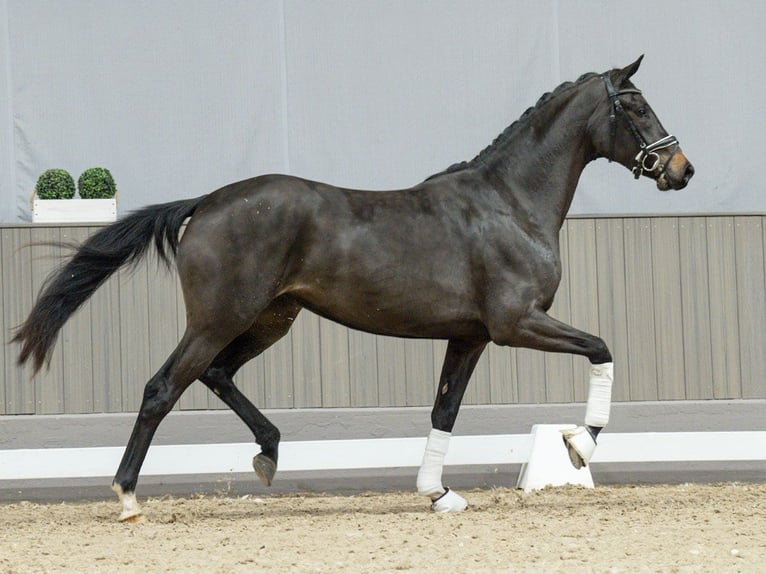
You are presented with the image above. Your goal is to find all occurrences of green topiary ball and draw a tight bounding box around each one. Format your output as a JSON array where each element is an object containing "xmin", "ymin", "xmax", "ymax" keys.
[
  {"xmin": 35, "ymin": 169, "xmax": 76, "ymax": 199},
  {"xmin": 78, "ymin": 167, "xmax": 117, "ymax": 199}
]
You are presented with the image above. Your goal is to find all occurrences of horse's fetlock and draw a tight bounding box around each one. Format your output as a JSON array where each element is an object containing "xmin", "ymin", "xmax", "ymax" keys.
[
  {"xmin": 263, "ymin": 425, "xmax": 280, "ymax": 445},
  {"xmin": 258, "ymin": 426, "xmax": 281, "ymax": 459}
]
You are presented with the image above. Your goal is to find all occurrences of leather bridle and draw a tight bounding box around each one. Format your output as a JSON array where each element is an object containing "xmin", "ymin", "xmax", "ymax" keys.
[{"xmin": 603, "ymin": 73, "xmax": 679, "ymax": 180}]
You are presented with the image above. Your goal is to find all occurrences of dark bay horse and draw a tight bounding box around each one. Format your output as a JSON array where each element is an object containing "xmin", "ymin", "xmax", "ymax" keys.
[{"xmin": 14, "ymin": 56, "xmax": 693, "ymax": 520}]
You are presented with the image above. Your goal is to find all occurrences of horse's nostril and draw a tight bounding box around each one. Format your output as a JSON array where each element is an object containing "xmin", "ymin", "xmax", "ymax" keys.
[{"xmin": 684, "ymin": 163, "xmax": 695, "ymax": 182}]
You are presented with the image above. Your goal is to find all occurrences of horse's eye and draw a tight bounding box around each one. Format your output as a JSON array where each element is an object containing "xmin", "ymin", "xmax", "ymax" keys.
[{"xmin": 637, "ymin": 107, "xmax": 648, "ymax": 117}]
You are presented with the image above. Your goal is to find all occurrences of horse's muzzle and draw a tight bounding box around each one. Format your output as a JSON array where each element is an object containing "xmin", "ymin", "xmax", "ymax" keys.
[{"xmin": 657, "ymin": 149, "xmax": 694, "ymax": 191}]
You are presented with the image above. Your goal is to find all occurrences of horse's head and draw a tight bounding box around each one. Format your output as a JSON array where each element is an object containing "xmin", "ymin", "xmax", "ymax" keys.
[{"xmin": 590, "ymin": 56, "xmax": 694, "ymax": 191}]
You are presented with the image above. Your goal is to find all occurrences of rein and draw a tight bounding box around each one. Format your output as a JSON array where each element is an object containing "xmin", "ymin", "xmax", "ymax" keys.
[{"xmin": 603, "ymin": 74, "xmax": 679, "ymax": 179}]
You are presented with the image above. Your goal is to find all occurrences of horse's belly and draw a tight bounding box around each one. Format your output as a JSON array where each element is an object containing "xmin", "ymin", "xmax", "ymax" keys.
[{"xmin": 288, "ymin": 284, "xmax": 488, "ymax": 340}]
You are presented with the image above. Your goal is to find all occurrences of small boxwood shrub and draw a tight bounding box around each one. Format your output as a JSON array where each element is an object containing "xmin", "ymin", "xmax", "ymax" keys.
[
  {"xmin": 35, "ymin": 169, "xmax": 76, "ymax": 199},
  {"xmin": 78, "ymin": 167, "xmax": 117, "ymax": 199}
]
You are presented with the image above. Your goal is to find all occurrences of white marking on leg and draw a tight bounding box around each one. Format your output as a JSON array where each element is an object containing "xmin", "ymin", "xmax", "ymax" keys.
[{"xmin": 112, "ymin": 483, "xmax": 144, "ymax": 522}]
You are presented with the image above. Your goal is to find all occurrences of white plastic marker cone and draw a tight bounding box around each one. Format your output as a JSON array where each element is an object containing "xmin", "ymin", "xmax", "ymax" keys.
[{"xmin": 516, "ymin": 424, "xmax": 595, "ymax": 492}]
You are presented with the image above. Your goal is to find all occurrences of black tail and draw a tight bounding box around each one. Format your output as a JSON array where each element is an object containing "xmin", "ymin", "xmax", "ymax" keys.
[{"xmin": 13, "ymin": 196, "xmax": 206, "ymax": 374}]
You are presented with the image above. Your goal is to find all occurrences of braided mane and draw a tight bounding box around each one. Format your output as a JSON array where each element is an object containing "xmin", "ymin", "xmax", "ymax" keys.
[{"xmin": 426, "ymin": 72, "xmax": 600, "ymax": 180}]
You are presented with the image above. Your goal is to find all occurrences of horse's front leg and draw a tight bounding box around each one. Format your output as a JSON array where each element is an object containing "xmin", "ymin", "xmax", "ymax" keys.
[
  {"xmin": 417, "ymin": 339, "xmax": 487, "ymax": 512},
  {"xmin": 561, "ymin": 362, "xmax": 613, "ymax": 469},
  {"xmin": 495, "ymin": 308, "xmax": 614, "ymax": 469}
]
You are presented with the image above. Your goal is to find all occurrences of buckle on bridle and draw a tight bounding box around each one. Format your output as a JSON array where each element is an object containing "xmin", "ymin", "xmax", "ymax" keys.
[{"xmin": 632, "ymin": 135, "xmax": 679, "ymax": 179}]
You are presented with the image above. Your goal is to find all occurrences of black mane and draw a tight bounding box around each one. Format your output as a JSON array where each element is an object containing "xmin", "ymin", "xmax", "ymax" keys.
[{"xmin": 426, "ymin": 72, "xmax": 600, "ymax": 181}]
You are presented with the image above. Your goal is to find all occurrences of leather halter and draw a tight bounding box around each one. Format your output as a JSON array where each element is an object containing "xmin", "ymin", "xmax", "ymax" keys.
[{"xmin": 603, "ymin": 73, "xmax": 679, "ymax": 179}]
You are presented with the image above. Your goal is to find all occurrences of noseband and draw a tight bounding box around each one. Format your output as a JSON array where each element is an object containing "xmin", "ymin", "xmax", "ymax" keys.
[{"xmin": 603, "ymin": 74, "xmax": 679, "ymax": 179}]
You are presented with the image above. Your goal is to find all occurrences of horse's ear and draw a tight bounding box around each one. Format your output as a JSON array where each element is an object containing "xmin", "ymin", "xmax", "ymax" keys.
[{"xmin": 615, "ymin": 55, "xmax": 644, "ymax": 85}]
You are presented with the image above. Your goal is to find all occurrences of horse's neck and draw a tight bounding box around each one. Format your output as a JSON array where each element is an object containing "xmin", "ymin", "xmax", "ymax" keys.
[{"xmin": 482, "ymin": 92, "xmax": 596, "ymax": 235}]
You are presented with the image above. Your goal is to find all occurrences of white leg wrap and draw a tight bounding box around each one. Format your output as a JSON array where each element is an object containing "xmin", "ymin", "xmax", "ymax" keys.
[
  {"xmin": 416, "ymin": 429, "xmax": 450, "ymax": 497},
  {"xmin": 584, "ymin": 362, "xmax": 614, "ymax": 427},
  {"xmin": 431, "ymin": 488, "xmax": 468, "ymax": 513},
  {"xmin": 562, "ymin": 362, "xmax": 614, "ymax": 469}
]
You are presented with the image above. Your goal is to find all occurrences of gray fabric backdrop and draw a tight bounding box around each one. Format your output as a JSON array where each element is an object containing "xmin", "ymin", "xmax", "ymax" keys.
[{"xmin": 1, "ymin": 0, "xmax": 763, "ymax": 222}]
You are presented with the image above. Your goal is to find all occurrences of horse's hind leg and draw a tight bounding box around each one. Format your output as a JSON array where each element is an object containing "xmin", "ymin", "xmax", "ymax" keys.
[
  {"xmin": 199, "ymin": 297, "xmax": 302, "ymax": 487},
  {"xmin": 201, "ymin": 366, "xmax": 280, "ymax": 486},
  {"xmin": 417, "ymin": 339, "xmax": 487, "ymax": 513},
  {"xmin": 111, "ymin": 326, "xmax": 242, "ymax": 522}
]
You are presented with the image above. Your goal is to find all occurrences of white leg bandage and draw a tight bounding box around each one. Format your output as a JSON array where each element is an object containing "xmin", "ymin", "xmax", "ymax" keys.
[
  {"xmin": 562, "ymin": 362, "xmax": 615, "ymax": 469},
  {"xmin": 416, "ymin": 428, "xmax": 450, "ymax": 497},
  {"xmin": 584, "ymin": 362, "xmax": 614, "ymax": 427}
]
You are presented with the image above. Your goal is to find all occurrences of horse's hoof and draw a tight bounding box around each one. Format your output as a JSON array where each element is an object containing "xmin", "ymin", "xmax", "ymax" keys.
[
  {"xmin": 252, "ymin": 453, "xmax": 277, "ymax": 486},
  {"xmin": 431, "ymin": 488, "xmax": 467, "ymax": 513},
  {"xmin": 561, "ymin": 426, "xmax": 595, "ymax": 469},
  {"xmin": 119, "ymin": 511, "xmax": 145, "ymax": 524},
  {"xmin": 112, "ymin": 483, "xmax": 144, "ymax": 523}
]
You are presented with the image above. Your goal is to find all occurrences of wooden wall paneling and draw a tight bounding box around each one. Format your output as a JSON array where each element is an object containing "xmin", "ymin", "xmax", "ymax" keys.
[
  {"xmin": 117, "ymin": 258, "xmax": 152, "ymax": 413},
  {"xmin": 705, "ymin": 217, "xmax": 742, "ymax": 398},
  {"xmin": 376, "ymin": 335, "xmax": 407, "ymax": 407},
  {"xmin": 59, "ymin": 227, "xmax": 95, "ymax": 413},
  {"xmin": 594, "ymin": 219, "xmax": 631, "ymax": 401},
  {"xmin": 348, "ymin": 330, "xmax": 378, "ymax": 407},
  {"xmin": 0, "ymin": 231, "xmax": 6, "ymax": 414},
  {"xmin": 263, "ymin": 332, "xmax": 295, "ymax": 409},
  {"xmin": 26, "ymin": 228, "xmax": 64, "ymax": 414},
  {"xmin": 2, "ymin": 229, "xmax": 36, "ymax": 413},
  {"xmin": 735, "ymin": 217, "xmax": 766, "ymax": 398},
  {"xmin": 622, "ymin": 218, "xmax": 658, "ymax": 400},
  {"xmin": 566, "ymin": 219, "xmax": 601, "ymax": 402},
  {"xmin": 318, "ymin": 319, "xmax": 350, "ymax": 407},
  {"xmin": 487, "ymin": 343, "xmax": 518, "ymax": 405},
  {"xmin": 651, "ymin": 218, "xmax": 687, "ymax": 400},
  {"xmin": 544, "ymin": 222, "xmax": 574, "ymax": 403},
  {"xmin": 515, "ymin": 348, "xmax": 547, "ymax": 404},
  {"xmin": 404, "ymin": 339, "xmax": 435, "ymax": 406},
  {"xmin": 89, "ymin": 256, "xmax": 123, "ymax": 414},
  {"xmin": 290, "ymin": 311, "xmax": 323, "ymax": 408},
  {"xmin": 464, "ymin": 351, "xmax": 491, "ymax": 406},
  {"xmin": 678, "ymin": 218, "xmax": 714, "ymax": 399}
]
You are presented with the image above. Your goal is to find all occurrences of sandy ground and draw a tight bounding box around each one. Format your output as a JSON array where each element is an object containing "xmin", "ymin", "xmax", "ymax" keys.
[{"xmin": 1, "ymin": 483, "xmax": 764, "ymax": 574}]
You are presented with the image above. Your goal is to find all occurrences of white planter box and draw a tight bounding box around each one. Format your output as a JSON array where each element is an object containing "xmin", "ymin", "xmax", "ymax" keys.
[{"xmin": 32, "ymin": 198, "xmax": 117, "ymax": 223}]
